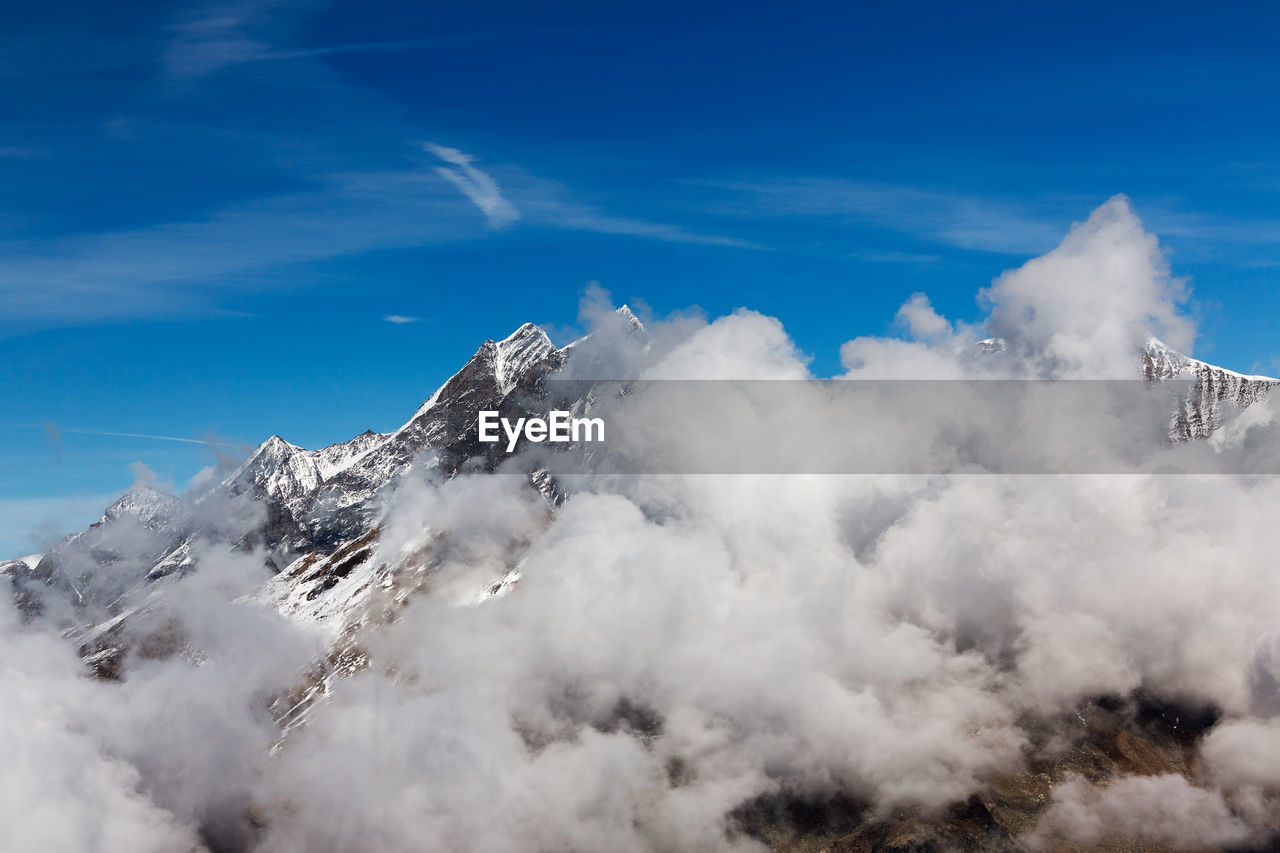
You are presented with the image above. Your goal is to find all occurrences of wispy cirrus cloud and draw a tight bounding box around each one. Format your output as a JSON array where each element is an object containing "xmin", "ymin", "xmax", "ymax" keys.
[
  {"xmin": 0, "ymin": 163, "xmax": 478, "ymax": 329},
  {"xmin": 382, "ymin": 314, "xmax": 419, "ymax": 324},
  {"xmin": 164, "ymin": 11, "xmax": 271, "ymax": 79},
  {"xmin": 505, "ymin": 172, "xmax": 767, "ymax": 249},
  {"xmin": 1139, "ymin": 208, "xmax": 1280, "ymax": 267},
  {"xmin": 160, "ymin": 0, "xmax": 308, "ymax": 80},
  {"xmin": 697, "ymin": 178, "xmax": 1074, "ymax": 256},
  {"xmin": 525, "ymin": 196, "xmax": 767, "ymax": 249},
  {"xmin": 159, "ymin": 0, "xmax": 609, "ymax": 82},
  {"xmin": 0, "ymin": 0, "xmax": 762, "ymax": 333},
  {"xmin": 0, "ymin": 148, "xmax": 759, "ymax": 330},
  {"xmin": 696, "ymin": 176, "xmax": 1280, "ymax": 268},
  {"xmin": 425, "ymin": 142, "xmax": 521, "ymax": 228},
  {"xmin": 168, "ymin": 33, "xmax": 581, "ymax": 79},
  {"xmin": 848, "ymin": 249, "xmax": 943, "ymax": 265},
  {"xmin": 3, "ymin": 422, "xmax": 238, "ymax": 448}
]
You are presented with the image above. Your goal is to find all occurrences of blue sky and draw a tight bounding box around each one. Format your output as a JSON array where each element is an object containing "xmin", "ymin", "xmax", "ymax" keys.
[{"xmin": 2, "ymin": 0, "xmax": 1280, "ymax": 556}]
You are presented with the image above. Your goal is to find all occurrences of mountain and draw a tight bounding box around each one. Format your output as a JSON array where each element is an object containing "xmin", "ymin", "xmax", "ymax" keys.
[
  {"xmin": 17, "ymin": 320, "xmax": 1276, "ymax": 631},
  {"xmin": 223, "ymin": 319, "xmax": 571, "ymax": 561},
  {"xmin": 1141, "ymin": 338, "xmax": 1278, "ymax": 440},
  {"xmin": 20, "ymin": 317, "xmax": 579, "ymax": 618},
  {"xmin": 14, "ymin": 311, "xmax": 635, "ymax": 683},
  {"xmin": 8, "ymin": 316, "xmax": 1278, "ymax": 852}
]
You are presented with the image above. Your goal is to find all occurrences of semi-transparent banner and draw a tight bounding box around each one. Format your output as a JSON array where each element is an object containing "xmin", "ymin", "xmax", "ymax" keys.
[{"xmin": 452, "ymin": 379, "xmax": 1280, "ymax": 475}]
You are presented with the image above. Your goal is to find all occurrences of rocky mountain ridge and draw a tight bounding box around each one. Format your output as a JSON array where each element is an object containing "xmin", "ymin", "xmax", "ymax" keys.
[
  {"xmin": 7, "ymin": 316, "xmax": 1280, "ymax": 852},
  {"xmin": 1141, "ymin": 338, "xmax": 1278, "ymax": 440}
]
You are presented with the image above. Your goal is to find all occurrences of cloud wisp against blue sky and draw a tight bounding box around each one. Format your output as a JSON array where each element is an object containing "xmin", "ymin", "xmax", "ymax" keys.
[
  {"xmin": 692, "ymin": 178, "xmax": 1075, "ymax": 256},
  {"xmin": 425, "ymin": 142, "xmax": 520, "ymax": 228}
]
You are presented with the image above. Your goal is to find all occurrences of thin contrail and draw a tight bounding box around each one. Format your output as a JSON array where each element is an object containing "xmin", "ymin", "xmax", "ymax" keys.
[{"xmin": 1, "ymin": 423, "xmax": 240, "ymax": 448}]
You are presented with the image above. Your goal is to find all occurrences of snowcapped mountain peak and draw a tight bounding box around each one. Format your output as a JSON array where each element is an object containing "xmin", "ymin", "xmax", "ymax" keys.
[
  {"xmin": 260, "ymin": 434, "xmax": 300, "ymax": 453},
  {"xmin": 499, "ymin": 321, "xmax": 549, "ymax": 343},
  {"xmin": 231, "ymin": 435, "xmax": 317, "ymax": 493},
  {"xmin": 616, "ymin": 304, "xmax": 643, "ymax": 331},
  {"xmin": 103, "ymin": 486, "xmax": 186, "ymax": 529},
  {"xmin": 178, "ymin": 318, "xmax": 574, "ymax": 561},
  {"xmin": 1141, "ymin": 338, "xmax": 1193, "ymax": 379},
  {"xmin": 1143, "ymin": 338, "xmax": 1278, "ymax": 384},
  {"xmin": 491, "ymin": 323, "xmax": 558, "ymax": 395},
  {"xmin": 559, "ymin": 305, "xmax": 652, "ymax": 371}
]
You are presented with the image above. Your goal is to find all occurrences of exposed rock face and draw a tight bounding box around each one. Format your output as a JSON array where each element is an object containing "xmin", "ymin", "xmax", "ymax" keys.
[
  {"xmin": 1142, "ymin": 339, "xmax": 1278, "ymax": 441},
  {"xmin": 742, "ymin": 694, "xmax": 1224, "ymax": 853}
]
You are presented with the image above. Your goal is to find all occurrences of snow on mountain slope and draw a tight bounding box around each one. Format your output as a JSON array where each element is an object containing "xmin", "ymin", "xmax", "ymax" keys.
[
  {"xmin": 1142, "ymin": 338, "xmax": 1278, "ymax": 440},
  {"xmin": 6, "ymin": 318, "xmax": 576, "ymax": 622},
  {"xmin": 102, "ymin": 486, "xmax": 188, "ymax": 529},
  {"xmin": 206, "ymin": 319, "xmax": 569, "ymax": 562},
  {"xmin": 1141, "ymin": 338, "xmax": 1278, "ymax": 385},
  {"xmin": 0, "ymin": 554, "xmax": 43, "ymax": 576}
]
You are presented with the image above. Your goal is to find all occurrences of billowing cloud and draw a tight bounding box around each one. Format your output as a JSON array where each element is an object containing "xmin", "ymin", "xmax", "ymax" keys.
[
  {"xmin": 697, "ymin": 177, "xmax": 1071, "ymax": 255},
  {"xmin": 840, "ymin": 194, "xmax": 1194, "ymax": 379},
  {"xmin": 5, "ymin": 198, "xmax": 1280, "ymax": 851}
]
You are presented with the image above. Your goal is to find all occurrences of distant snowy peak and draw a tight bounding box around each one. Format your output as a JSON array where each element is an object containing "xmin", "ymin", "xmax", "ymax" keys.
[
  {"xmin": 103, "ymin": 486, "xmax": 187, "ymax": 530},
  {"xmin": 223, "ymin": 428, "xmax": 386, "ymax": 505},
  {"xmin": 225, "ymin": 436, "xmax": 323, "ymax": 507},
  {"xmin": 314, "ymin": 430, "xmax": 385, "ymax": 480}
]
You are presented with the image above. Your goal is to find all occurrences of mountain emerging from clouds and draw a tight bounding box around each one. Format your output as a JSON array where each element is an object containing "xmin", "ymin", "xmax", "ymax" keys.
[
  {"xmin": 7, "ymin": 195, "xmax": 1280, "ymax": 853},
  {"xmin": 6, "ymin": 302, "xmax": 1280, "ymax": 851},
  {"xmin": 12, "ymin": 308, "xmax": 1278, "ymax": 620},
  {"xmin": 5, "ymin": 313, "xmax": 576, "ymax": 615}
]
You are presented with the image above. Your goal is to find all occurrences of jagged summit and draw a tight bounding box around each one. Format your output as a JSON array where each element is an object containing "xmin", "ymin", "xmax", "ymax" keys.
[
  {"xmin": 485, "ymin": 322, "xmax": 560, "ymax": 396},
  {"xmin": 103, "ymin": 486, "xmax": 186, "ymax": 529},
  {"xmin": 616, "ymin": 303, "xmax": 643, "ymax": 331},
  {"xmin": 197, "ymin": 319, "xmax": 572, "ymax": 559},
  {"xmin": 1142, "ymin": 337, "xmax": 1278, "ymax": 383}
]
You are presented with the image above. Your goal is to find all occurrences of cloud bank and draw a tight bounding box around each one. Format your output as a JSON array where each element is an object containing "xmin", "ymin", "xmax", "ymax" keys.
[{"xmin": 5, "ymin": 196, "xmax": 1280, "ymax": 852}]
